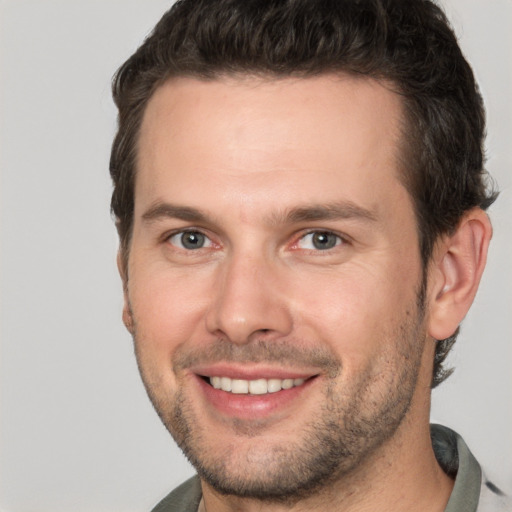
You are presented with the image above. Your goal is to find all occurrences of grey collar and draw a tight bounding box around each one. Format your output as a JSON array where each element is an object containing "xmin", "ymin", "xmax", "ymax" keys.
[{"xmin": 431, "ymin": 424, "xmax": 481, "ymax": 512}]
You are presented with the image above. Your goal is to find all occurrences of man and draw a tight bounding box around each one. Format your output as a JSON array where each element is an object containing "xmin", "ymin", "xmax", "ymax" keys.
[{"xmin": 109, "ymin": 1, "xmax": 510, "ymax": 511}]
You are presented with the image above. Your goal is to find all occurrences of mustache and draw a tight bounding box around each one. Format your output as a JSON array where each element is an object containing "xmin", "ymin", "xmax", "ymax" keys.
[{"xmin": 172, "ymin": 339, "xmax": 341, "ymax": 377}]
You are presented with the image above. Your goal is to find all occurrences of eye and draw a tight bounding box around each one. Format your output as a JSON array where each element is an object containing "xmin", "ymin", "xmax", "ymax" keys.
[
  {"xmin": 168, "ymin": 230, "xmax": 212, "ymax": 250},
  {"xmin": 297, "ymin": 231, "xmax": 342, "ymax": 251}
]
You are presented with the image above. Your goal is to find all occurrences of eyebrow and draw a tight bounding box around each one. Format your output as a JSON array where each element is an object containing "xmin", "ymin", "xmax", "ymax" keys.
[
  {"xmin": 277, "ymin": 202, "xmax": 378, "ymax": 224},
  {"xmin": 142, "ymin": 203, "xmax": 209, "ymax": 223},
  {"xmin": 141, "ymin": 200, "xmax": 378, "ymax": 226}
]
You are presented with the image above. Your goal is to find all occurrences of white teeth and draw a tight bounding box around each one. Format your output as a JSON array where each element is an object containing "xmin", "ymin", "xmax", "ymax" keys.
[
  {"xmin": 208, "ymin": 376, "xmax": 307, "ymax": 394},
  {"xmin": 220, "ymin": 377, "xmax": 232, "ymax": 392},
  {"xmin": 282, "ymin": 378, "xmax": 294, "ymax": 390},
  {"xmin": 267, "ymin": 379, "xmax": 282, "ymax": 393},
  {"xmin": 231, "ymin": 379, "xmax": 249, "ymax": 394},
  {"xmin": 248, "ymin": 379, "xmax": 268, "ymax": 395}
]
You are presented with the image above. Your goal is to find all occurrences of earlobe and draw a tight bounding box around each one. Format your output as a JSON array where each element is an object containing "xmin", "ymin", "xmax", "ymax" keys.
[
  {"xmin": 427, "ymin": 208, "xmax": 492, "ymax": 340},
  {"xmin": 117, "ymin": 251, "xmax": 134, "ymax": 334}
]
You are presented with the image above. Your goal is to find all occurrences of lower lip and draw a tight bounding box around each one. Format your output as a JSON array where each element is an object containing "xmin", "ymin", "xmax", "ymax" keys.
[{"xmin": 195, "ymin": 376, "xmax": 315, "ymax": 420}]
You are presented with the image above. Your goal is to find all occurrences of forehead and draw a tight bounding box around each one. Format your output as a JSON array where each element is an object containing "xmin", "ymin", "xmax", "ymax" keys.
[{"xmin": 136, "ymin": 74, "xmax": 409, "ymax": 223}]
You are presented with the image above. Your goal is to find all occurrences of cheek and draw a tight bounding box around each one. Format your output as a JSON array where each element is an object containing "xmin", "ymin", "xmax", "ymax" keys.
[
  {"xmin": 290, "ymin": 261, "xmax": 420, "ymax": 364},
  {"xmin": 128, "ymin": 268, "xmax": 213, "ymax": 354}
]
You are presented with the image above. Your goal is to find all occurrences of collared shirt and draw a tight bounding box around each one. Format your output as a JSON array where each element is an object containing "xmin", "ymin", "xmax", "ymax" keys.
[
  {"xmin": 431, "ymin": 424, "xmax": 511, "ymax": 512},
  {"xmin": 151, "ymin": 425, "xmax": 511, "ymax": 512}
]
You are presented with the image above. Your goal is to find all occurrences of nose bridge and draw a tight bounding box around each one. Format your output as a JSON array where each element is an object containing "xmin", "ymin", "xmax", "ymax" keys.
[{"xmin": 205, "ymin": 246, "xmax": 293, "ymax": 344}]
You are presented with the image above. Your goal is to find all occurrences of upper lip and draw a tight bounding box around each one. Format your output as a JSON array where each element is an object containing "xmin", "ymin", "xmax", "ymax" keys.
[{"xmin": 191, "ymin": 363, "xmax": 319, "ymax": 381}]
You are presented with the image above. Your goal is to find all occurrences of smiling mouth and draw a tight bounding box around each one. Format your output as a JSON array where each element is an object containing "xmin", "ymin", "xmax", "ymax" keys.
[{"xmin": 204, "ymin": 376, "xmax": 311, "ymax": 395}]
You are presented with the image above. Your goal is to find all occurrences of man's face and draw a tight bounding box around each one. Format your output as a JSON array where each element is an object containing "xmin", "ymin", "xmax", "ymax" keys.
[{"xmin": 124, "ymin": 75, "xmax": 432, "ymax": 500}]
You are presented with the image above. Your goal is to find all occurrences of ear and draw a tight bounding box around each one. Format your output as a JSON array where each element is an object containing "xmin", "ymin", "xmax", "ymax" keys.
[
  {"xmin": 117, "ymin": 251, "xmax": 134, "ymax": 334},
  {"xmin": 427, "ymin": 208, "xmax": 492, "ymax": 340}
]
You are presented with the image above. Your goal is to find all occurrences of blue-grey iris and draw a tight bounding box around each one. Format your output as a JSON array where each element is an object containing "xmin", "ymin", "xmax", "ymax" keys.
[
  {"xmin": 181, "ymin": 231, "xmax": 205, "ymax": 249},
  {"xmin": 312, "ymin": 232, "xmax": 338, "ymax": 250}
]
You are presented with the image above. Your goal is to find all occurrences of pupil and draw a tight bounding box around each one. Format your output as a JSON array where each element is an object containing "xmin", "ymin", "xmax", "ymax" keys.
[
  {"xmin": 312, "ymin": 232, "xmax": 337, "ymax": 250},
  {"xmin": 181, "ymin": 232, "xmax": 204, "ymax": 249}
]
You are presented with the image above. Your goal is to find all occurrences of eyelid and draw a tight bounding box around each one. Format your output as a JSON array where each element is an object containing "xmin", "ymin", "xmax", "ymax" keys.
[
  {"xmin": 291, "ymin": 229, "xmax": 349, "ymax": 251},
  {"xmin": 161, "ymin": 227, "xmax": 349, "ymax": 252},
  {"xmin": 164, "ymin": 228, "xmax": 215, "ymax": 250}
]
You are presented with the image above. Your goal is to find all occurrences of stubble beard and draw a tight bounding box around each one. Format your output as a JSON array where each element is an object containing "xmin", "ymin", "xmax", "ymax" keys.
[{"xmin": 133, "ymin": 297, "xmax": 427, "ymax": 504}]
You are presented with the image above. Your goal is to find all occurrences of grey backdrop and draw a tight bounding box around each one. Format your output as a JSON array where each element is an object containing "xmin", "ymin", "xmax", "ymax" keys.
[{"xmin": 1, "ymin": 1, "xmax": 510, "ymax": 511}]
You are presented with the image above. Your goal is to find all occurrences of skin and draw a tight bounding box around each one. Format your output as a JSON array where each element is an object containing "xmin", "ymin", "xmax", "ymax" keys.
[{"xmin": 121, "ymin": 74, "xmax": 491, "ymax": 512}]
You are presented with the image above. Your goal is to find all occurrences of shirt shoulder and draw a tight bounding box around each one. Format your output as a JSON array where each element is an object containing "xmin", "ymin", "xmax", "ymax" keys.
[
  {"xmin": 151, "ymin": 476, "xmax": 202, "ymax": 512},
  {"xmin": 431, "ymin": 424, "xmax": 511, "ymax": 512}
]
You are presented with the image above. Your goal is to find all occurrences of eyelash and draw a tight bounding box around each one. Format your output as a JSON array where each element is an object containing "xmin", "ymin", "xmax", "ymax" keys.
[
  {"xmin": 166, "ymin": 229, "xmax": 214, "ymax": 250},
  {"xmin": 164, "ymin": 228, "xmax": 347, "ymax": 253},
  {"xmin": 293, "ymin": 230, "xmax": 345, "ymax": 251}
]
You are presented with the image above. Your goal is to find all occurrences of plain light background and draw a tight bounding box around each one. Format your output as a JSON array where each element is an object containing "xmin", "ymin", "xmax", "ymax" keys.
[{"xmin": 0, "ymin": 1, "xmax": 510, "ymax": 511}]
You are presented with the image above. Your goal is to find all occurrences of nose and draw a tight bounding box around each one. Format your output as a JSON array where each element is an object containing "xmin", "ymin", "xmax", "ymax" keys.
[{"xmin": 205, "ymin": 252, "xmax": 294, "ymax": 344}]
